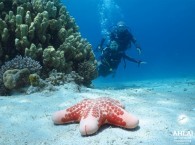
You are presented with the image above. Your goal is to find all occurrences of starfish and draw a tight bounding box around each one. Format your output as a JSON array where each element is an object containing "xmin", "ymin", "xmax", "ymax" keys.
[{"xmin": 52, "ymin": 97, "xmax": 139, "ymax": 135}]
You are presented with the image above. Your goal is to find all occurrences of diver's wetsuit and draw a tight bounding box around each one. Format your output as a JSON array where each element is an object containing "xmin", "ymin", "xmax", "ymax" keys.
[
  {"xmin": 98, "ymin": 48, "xmax": 122, "ymax": 77},
  {"xmin": 98, "ymin": 47, "xmax": 141, "ymax": 77},
  {"xmin": 98, "ymin": 23, "xmax": 142, "ymax": 77}
]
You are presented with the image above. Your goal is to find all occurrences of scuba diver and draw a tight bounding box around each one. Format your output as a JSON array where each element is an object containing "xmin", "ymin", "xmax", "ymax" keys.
[{"xmin": 97, "ymin": 21, "xmax": 145, "ymax": 77}]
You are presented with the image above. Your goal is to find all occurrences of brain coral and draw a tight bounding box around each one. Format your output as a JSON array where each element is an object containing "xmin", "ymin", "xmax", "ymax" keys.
[{"xmin": 0, "ymin": 0, "xmax": 98, "ymax": 89}]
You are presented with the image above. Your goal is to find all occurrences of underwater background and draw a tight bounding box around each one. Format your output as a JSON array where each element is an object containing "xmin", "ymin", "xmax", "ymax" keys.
[
  {"xmin": 1, "ymin": 1, "xmax": 195, "ymax": 144},
  {"xmin": 63, "ymin": 0, "xmax": 195, "ymax": 83}
]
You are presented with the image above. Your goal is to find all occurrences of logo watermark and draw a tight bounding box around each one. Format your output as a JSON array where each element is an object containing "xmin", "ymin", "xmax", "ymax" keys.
[{"xmin": 173, "ymin": 130, "xmax": 194, "ymax": 145}]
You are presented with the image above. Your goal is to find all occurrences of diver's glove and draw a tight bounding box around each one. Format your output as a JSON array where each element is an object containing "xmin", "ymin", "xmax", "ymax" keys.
[
  {"xmin": 136, "ymin": 47, "xmax": 142, "ymax": 55},
  {"xmin": 97, "ymin": 45, "xmax": 102, "ymax": 50},
  {"xmin": 97, "ymin": 37, "xmax": 106, "ymax": 51},
  {"xmin": 138, "ymin": 60, "xmax": 147, "ymax": 67}
]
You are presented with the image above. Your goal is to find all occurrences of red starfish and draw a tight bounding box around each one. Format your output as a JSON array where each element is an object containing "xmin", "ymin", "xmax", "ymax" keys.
[{"xmin": 52, "ymin": 97, "xmax": 139, "ymax": 135}]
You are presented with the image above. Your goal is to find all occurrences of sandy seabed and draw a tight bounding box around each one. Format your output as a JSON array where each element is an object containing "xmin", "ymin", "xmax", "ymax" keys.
[{"xmin": 0, "ymin": 78, "xmax": 195, "ymax": 145}]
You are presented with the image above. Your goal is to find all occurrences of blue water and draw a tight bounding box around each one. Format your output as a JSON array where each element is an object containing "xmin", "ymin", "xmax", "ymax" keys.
[{"xmin": 62, "ymin": 0, "xmax": 195, "ymax": 82}]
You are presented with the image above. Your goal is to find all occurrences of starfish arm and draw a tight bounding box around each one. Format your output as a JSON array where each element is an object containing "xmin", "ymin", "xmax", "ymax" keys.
[
  {"xmin": 99, "ymin": 97, "xmax": 124, "ymax": 108},
  {"xmin": 52, "ymin": 109, "xmax": 80, "ymax": 124},
  {"xmin": 106, "ymin": 108, "xmax": 139, "ymax": 129},
  {"xmin": 52, "ymin": 99, "xmax": 93, "ymax": 124},
  {"xmin": 79, "ymin": 115, "xmax": 100, "ymax": 135},
  {"xmin": 79, "ymin": 101, "xmax": 102, "ymax": 135}
]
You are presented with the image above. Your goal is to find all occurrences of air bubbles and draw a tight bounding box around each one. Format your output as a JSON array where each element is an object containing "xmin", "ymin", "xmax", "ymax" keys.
[{"xmin": 98, "ymin": 0, "xmax": 123, "ymax": 36}]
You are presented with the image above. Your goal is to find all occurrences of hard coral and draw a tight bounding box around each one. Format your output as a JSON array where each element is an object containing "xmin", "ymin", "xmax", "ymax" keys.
[
  {"xmin": 78, "ymin": 61, "xmax": 98, "ymax": 86},
  {"xmin": 3, "ymin": 68, "xmax": 30, "ymax": 89},
  {"xmin": 0, "ymin": 0, "xmax": 97, "ymax": 89},
  {"xmin": 0, "ymin": 55, "xmax": 42, "ymax": 81},
  {"xmin": 0, "ymin": 55, "xmax": 42, "ymax": 94}
]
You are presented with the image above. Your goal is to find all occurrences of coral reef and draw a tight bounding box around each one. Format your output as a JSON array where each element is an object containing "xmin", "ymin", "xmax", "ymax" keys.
[
  {"xmin": 29, "ymin": 73, "xmax": 44, "ymax": 87},
  {"xmin": 77, "ymin": 61, "xmax": 98, "ymax": 86},
  {"xmin": 0, "ymin": 55, "xmax": 42, "ymax": 80},
  {"xmin": 3, "ymin": 68, "xmax": 30, "ymax": 89},
  {"xmin": 26, "ymin": 71, "xmax": 84, "ymax": 94},
  {"xmin": 46, "ymin": 70, "xmax": 84, "ymax": 86},
  {"xmin": 0, "ymin": 0, "xmax": 98, "ymax": 95},
  {"xmin": 0, "ymin": 82, "xmax": 9, "ymax": 95},
  {"xmin": 0, "ymin": 55, "xmax": 42, "ymax": 95}
]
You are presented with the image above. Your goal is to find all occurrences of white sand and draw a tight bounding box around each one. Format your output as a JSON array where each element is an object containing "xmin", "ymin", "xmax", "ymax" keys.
[{"xmin": 0, "ymin": 78, "xmax": 195, "ymax": 145}]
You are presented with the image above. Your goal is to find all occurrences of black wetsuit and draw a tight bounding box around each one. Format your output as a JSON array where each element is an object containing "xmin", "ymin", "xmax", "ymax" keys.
[
  {"xmin": 99, "ymin": 48, "xmax": 122, "ymax": 76},
  {"xmin": 98, "ymin": 26, "xmax": 141, "ymax": 77}
]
